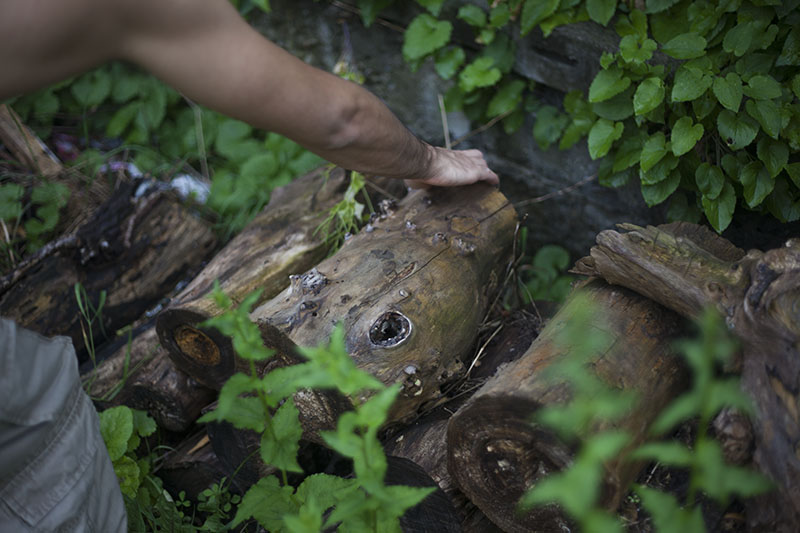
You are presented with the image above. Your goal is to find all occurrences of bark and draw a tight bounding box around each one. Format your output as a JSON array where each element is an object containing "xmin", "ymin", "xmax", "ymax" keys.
[
  {"xmin": 156, "ymin": 166, "xmax": 404, "ymax": 389},
  {"xmin": 0, "ymin": 182, "xmax": 217, "ymax": 357},
  {"xmin": 246, "ymin": 183, "xmax": 517, "ymax": 434},
  {"xmin": 573, "ymin": 222, "xmax": 800, "ymax": 532},
  {"xmin": 446, "ymin": 279, "xmax": 688, "ymax": 533},
  {"xmin": 84, "ymin": 325, "xmax": 215, "ymax": 432}
]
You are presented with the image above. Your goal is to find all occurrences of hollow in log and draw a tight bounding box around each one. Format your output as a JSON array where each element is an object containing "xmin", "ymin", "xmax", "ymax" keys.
[
  {"xmin": 446, "ymin": 279, "xmax": 688, "ymax": 533},
  {"xmin": 573, "ymin": 222, "xmax": 800, "ymax": 532}
]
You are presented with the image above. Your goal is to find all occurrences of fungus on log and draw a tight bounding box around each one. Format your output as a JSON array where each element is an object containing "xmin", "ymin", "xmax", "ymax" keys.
[
  {"xmin": 156, "ymin": 167, "xmax": 404, "ymax": 389},
  {"xmin": 0, "ymin": 183, "xmax": 217, "ymax": 358},
  {"xmin": 237, "ymin": 184, "xmax": 516, "ymax": 435},
  {"xmin": 447, "ymin": 279, "xmax": 688, "ymax": 533},
  {"xmin": 573, "ymin": 221, "xmax": 800, "ymax": 532}
]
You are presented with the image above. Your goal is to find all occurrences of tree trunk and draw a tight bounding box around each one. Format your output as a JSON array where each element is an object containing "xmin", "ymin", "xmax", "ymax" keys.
[
  {"xmin": 0, "ymin": 183, "xmax": 217, "ymax": 358},
  {"xmin": 156, "ymin": 167, "xmax": 404, "ymax": 389},
  {"xmin": 573, "ymin": 222, "xmax": 800, "ymax": 532},
  {"xmin": 446, "ymin": 279, "xmax": 688, "ymax": 533},
  {"xmin": 245, "ymin": 183, "xmax": 517, "ymax": 435}
]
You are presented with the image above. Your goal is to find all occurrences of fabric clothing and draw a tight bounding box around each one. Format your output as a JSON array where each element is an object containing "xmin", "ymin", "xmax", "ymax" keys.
[{"xmin": 0, "ymin": 318, "xmax": 126, "ymax": 532}]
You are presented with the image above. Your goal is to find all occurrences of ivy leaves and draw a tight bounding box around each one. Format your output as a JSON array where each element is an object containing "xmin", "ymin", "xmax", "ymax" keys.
[{"xmin": 402, "ymin": 14, "xmax": 452, "ymax": 62}]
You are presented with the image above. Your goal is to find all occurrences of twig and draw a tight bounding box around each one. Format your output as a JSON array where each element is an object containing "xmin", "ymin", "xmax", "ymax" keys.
[
  {"xmin": 513, "ymin": 174, "xmax": 596, "ymax": 208},
  {"xmin": 451, "ymin": 109, "xmax": 515, "ymax": 148},
  {"xmin": 364, "ymin": 177, "xmax": 400, "ymax": 202},
  {"xmin": 438, "ymin": 93, "xmax": 451, "ymax": 150},
  {"xmin": 0, "ymin": 219, "xmax": 16, "ymax": 267},
  {"xmin": 465, "ymin": 323, "xmax": 503, "ymax": 378},
  {"xmin": 185, "ymin": 96, "xmax": 210, "ymax": 181}
]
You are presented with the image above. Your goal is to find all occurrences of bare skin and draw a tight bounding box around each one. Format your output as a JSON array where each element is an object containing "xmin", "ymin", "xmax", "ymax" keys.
[{"xmin": 0, "ymin": 0, "xmax": 499, "ymax": 187}]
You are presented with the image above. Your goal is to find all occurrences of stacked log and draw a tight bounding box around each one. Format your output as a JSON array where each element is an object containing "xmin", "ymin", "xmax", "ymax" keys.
[
  {"xmin": 573, "ymin": 222, "xmax": 800, "ymax": 532},
  {"xmin": 446, "ymin": 279, "xmax": 689, "ymax": 532}
]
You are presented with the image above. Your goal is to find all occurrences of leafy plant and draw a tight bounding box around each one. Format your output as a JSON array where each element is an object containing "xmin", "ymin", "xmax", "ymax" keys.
[
  {"xmin": 197, "ymin": 283, "xmax": 433, "ymax": 532},
  {"xmin": 315, "ymin": 170, "xmax": 373, "ymax": 253},
  {"xmin": 518, "ymin": 238, "xmax": 574, "ymax": 303},
  {"xmin": 356, "ymin": 0, "xmax": 799, "ymax": 233}
]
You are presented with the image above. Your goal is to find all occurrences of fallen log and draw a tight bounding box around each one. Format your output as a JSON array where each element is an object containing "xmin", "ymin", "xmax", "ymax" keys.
[
  {"xmin": 247, "ymin": 184, "xmax": 516, "ymax": 433},
  {"xmin": 156, "ymin": 167, "xmax": 404, "ymax": 389},
  {"xmin": 573, "ymin": 222, "xmax": 800, "ymax": 532},
  {"xmin": 0, "ymin": 182, "xmax": 217, "ymax": 358},
  {"xmin": 84, "ymin": 326, "xmax": 215, "ymax": 432},
  {"xmin": 446, "ymin": 279, "xmax": 688, "ymax": 533}
]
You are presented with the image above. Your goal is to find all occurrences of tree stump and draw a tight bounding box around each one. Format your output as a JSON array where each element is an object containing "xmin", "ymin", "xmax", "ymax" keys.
[
  {"xmin": 573, "ymin": 222, "xmax": 800, "ymax": 532},
  {"xmin": 447, "ymin": 279, "xmax": 688, "ymax": 532}
]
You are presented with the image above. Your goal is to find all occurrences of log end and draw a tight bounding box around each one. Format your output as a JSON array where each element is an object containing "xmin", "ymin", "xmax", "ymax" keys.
[{"xmin": 447, "ymin": 396, "xmax": 574, "ymax": 533}]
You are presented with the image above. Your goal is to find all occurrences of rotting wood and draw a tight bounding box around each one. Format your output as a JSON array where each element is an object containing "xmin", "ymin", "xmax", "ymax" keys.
[
  {"xmin": 0, "ymin": 181, "xmax": 217, "ymax": 359},
  {"xmin": 156, "ymin": 166, "xmax": 405, "ymax": 389},
  {"xmin": 446, "ymin": 279, "xmax": 688, "ymax": 533},
  {"xmin": 197, "ymin": 183, "xmax": 517, "ymax": 441},
  {"xmin": 573, "ymin": 221, "xmax": 800, "ymax": 532}
]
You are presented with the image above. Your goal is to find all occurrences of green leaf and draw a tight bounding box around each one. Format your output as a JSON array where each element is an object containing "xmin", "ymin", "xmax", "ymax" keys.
[
  {"xmin": 635, "ymin": 486, "xmax": 705, "ymax": 533},
  {"xmin": 588, "ymin": 68, "xmax": 632, "ymax": 103},
  {"xmin": 743, "ymin": 75, "xmax": 782, "ymax": 100},
  {"xmin": 667, "ymin": 191, "xmax": 702, "ymax": 224},
  {"xmin": 671, "ymin": 117, "xmax": 704, "ymax": 156},
  {"xmin": 786, "ymin": 163, "xmax": 800, "ymax": 188},
  {"xmin": 458, "ymin": 57, "xmax": 501, "ymax": 92},
  {"xmin": 717, "ymin": 109, "xmax": 759, "ymax": 150},
  {"xmin": 0, "ymin": 184, "xmax": 24, "ymax": 221},
  {"xmin": 99, "ymin": 406, "xmax": 134, "ymax": 462},
  {"xmin": 260, "ymin": 400, "xmax": 303, "ymax": 473},
  {"xmin": 792, "ymin": 74, "xmax": 800, "ymax": 99},
  {"xmin": 241, "ymin": 152, "xmax": 279, "ymax": 178},
  {"xmin": 295, "ymin": 474, "xmax": 358, "ymax": 510},
  {"xmin": 633, "ymin": 77, "xmax": 665, "ymax": 116},
  {"xmin": 402, "ymin": 14, "xmax": 452, "ymax": 61},
  {"xmin": 71, "ymin": 69, "xmax": 112, "ymax": 108},
  {"xmin": 640, "ymin": 132, "xmax": 667, "ymax": 172},
  {"xmin": 766, "ymin": 177, "xmax": 800, "ymax": 222},
  {"xmin": 671, "ymin": 66, "xmax": 712, "ymax": 102},
  {"xmin": 533, "ymin": 105, "xmax": 570, "ymax": 150},
  {"xmin": 723, "ymin": 21, "xmax": 759, "ymax": 57},
  {"xmin": 416, "ymin": 0, "xmax": 444, "ymax": 17},
  {"xmin": 745, "ymin": 99, "xmax": 781, "ymax": 139},
  {"xmin": 106, "ymin": 102, "xmax": 139, "ymax": 138},
  {"xmin": 434, "ymin": 47, "xmax": 465, "ymax": 80},
  {"xmin": 358, "ymin": 0, "xmax": 393, "ymax": 26},
  {"xmin": 712, "ymin": 73, "xmax": 743, "ymax": 112},
  {"xmin": 587, "ymin": 0, "xmax": 616, "ymax": 26},
  {"xmin": 757, "ymin": 138, "xmax": 788, "ymax": 178},
  {"xmin": 776, "ymin": 25, "xmax": 800, "ymax": 67},
  {"xmin": 482, "ymin": 32, "xmax": 516, "ymax": 74},
  {"xmin": 695, "ymin": 163, "xmax": 725, "ymax": 200},
  {"xmin": 620, "ymin": 36, "xmax": 658, "ymax": 64},
  {"xmin": 111, "ymin": 72, "xmax": 141, "ymax": 103},
  {"xmin": 641, "ymin": 168, "xmax": 680, "ymax": 206},
  {"xmin": 520, "ymin": 0, "xmax": 559, "ymax": 35},
  {"xmin": 233, "ymin": 476, "xmax": 296, "ymax": 529},
  {"xmin": 662, "ymin": 32, "xmax": 707, "ymax": 59},
  {"xmin": 591, "ymin": 88, "xmax": 634, "ymax": 120},
  {"xmin": 644, "ymin": 0, "xmax": 680, "ymax": 14},
  {"xmin": 457, "ymin": 5, "xmax": 486, "ymax": 27},
  {"xmin": 489, "ymin": 4, "xmax": 511, "ymax": 28},
  {"xmin": 703, "ymin": 181, "xmax": 736, "ymax": 233},
  {"xmin": 113, "ymin": 455, "xmax": 141, "ymax": 499},
  {"xmin": 488, "ymin": 80, "xmax": 525, "ymax": 118},
  {"xmin": 612, "ymin": 136, "xmax": 643, "ymax": 172},
  {"xmin": 587, "ymin": 119, "xmax": 624, "ymax": 159},
  {"xmin": 741, "ymin": 161, "xmax": 775, "ymax": 208}
]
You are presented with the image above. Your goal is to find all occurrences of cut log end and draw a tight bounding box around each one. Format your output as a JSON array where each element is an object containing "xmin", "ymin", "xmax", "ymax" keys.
[{"xmin": 447, "ymin": 397, "xmax": 573, "ymax": 533}]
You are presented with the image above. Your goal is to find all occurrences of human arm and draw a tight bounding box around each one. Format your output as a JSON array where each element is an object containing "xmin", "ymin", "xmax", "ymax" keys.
[{"xmin": 0, "ymin": 0, "xmax": 498, "ymax": 186}]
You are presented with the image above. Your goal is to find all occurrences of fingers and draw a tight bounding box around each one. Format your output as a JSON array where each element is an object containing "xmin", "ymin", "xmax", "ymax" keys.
[{"xmin": 415, "ymin": 146, "xmax": 499, "ymax": 187}]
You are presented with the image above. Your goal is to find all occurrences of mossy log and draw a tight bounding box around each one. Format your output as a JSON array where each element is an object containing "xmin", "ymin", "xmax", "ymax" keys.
[
  {"xmin": 199, "ymin": 184, "xmax": 516, "ymax": 437},
  {"xmin": 156, "ymin": 167, "xmax": 405, "ymax": 389},
  {"xmin": 84, "ymin": 326, "xmax": 215, "ymax": 432},
  {"xmin": 446, "ymin": 279, "xmax": 688, "ymax": 533},
  {"xmin": 0, "ymin": 183, "xmax": 216, "ymax": 358},
  {"xmin": 573, "ymin": 222, "xmax": 800, "ymax": 532}
]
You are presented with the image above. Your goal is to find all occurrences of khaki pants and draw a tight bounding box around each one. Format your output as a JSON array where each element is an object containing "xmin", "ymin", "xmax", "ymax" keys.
[{"xmin": 0, "ymin": 319, "xmax": 126, "ymax": 532}]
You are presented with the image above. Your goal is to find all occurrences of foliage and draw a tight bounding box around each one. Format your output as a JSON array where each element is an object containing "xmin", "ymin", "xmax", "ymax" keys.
[
  {"xmin": 315, "ymin": 170, "xmax": 373, "ymax": 253},
  {"xmin": 357, "ymin": 0, "xmax": 799, "ymax": 233},
  {"xmin": 517, "ymin": 300, "xmax": 771, "ymax": 531},
  {"xmin": 75, "ymin": 281, "xmax": 107, "ymax": 366},
  {"xmin": 197, "ymin": 282, "xmax": 433, "ymax": 531},
  {"xmin": 516, "ymin": 229, "xmax": 574, "ymax": 302}
]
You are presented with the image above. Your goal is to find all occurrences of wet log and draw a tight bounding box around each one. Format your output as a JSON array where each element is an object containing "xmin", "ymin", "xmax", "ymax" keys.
[
  {"xmin": 446, "ymin": 279, "xmax": 688, "ymax": 533},
  {"xmin": 156, "ymin": 167, "xmax": 404, "ymax": 389},
  {"xmin": 573, "ymin": 222, "xmax": 800, "ymax": 532},
  {"xmin": 222, "ymin": 184, "xmax": 516, "ymax": 435},
  {"xmin": 84, "ymin": 326, "xmax": 215, "ymax": 432},
  {"xmin": 0, "ymin": 182, "xmax": 217, "ymax": 358}
]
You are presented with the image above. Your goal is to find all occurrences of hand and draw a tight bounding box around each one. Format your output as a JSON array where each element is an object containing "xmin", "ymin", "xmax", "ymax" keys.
[{"xmin": 405, "ymin": 146, "xmax": 499, "ymax": 189}]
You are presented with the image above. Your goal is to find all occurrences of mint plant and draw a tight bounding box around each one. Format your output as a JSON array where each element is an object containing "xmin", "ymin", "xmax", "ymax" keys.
[{"xmin": 197, "ymin": 283, "xmax": 433, "ymax": 532}]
